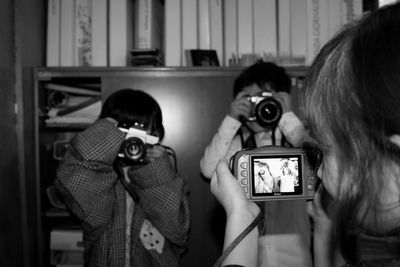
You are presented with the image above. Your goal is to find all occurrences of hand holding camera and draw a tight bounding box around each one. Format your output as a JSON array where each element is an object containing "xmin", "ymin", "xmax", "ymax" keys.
[
  {"xmin": 229, "ymin": 91, "xmax": 253, "ymax": 121},
  {"xmin": 211, "ymin": 160, "xmax": 260, "ymax": 217}
]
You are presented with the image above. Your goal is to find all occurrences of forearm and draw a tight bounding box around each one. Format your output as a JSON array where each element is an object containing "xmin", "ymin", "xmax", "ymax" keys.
[
  {"xmin": 222, "ymin": 211, "xmax": 259, "ymax": 267},
  {"xmin": 279, "ymin": 111, "xmax": 307, "ymax": 147},
  {"xmin": 129, "ymin": 154, "xmax": 191, "ymax": 247},
  {"xmin": 55, "ymin": 155, "xmax": 119, "ymax": 227},
  {"xmin": 200, "ymin": 116, "xmax": 241, "ymax": 178}
]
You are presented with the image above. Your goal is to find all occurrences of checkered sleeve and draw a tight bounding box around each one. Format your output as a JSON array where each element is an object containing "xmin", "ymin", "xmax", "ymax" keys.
[
  {"xmin": 127, "ymin": 154, "xmax": 191, "ymax": 250},
  {"xmin": 54, "ymin": 119, "xmax": 126, "ymax": 240}
]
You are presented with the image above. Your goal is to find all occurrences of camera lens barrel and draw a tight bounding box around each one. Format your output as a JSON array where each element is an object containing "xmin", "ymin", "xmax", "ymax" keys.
[
  {"xmin": 121, "ymin": 137, "xmax": 146, "ymax": 161},
  {"xmin": 254, "ymin": 98, "xmax": 282, "ymax": 126}
]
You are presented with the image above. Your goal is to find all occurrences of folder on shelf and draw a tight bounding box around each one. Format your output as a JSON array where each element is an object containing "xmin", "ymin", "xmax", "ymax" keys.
[
  {"xmin": 56, "ymin": 96, "xmax": 101, "ymax": 117},
  {"xmin": 44, "ymin": 83, "xmax": 101, "ymax": 96},
  {"xmin": 50, "ymin": 229, "xmax": 84, "ymax": 251}
]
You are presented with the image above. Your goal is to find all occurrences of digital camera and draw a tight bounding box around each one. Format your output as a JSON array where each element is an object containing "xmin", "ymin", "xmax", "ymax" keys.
[
  {"xmin": 231, "ymin": 146, "xmax": 319, "ymax": 201},
  {"xmin": 117, "ymin": 126, "xmax": 159, "ymax": 162},
  {"xmin": 247, "ymin": 92, "xmax": 282, "ymax": 126}
]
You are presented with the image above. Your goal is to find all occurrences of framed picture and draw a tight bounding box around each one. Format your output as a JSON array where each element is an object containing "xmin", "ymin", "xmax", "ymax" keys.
[{"xmin": 189, "ymin": 49, "xmax": 220, "ymax": 66}]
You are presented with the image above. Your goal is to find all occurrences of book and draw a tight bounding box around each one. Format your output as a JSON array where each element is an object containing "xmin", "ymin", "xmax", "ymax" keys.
[
  {"xmin": 109, "ymin": 0, "xmax": 133, "ymax": 66},
  {"xmin": 134, "ymin": 0, "xmax": 164, "ymax": 50},
  {"xmin": 50, "ymin": 229, "xmax": 84, "ymax": 251},
  {"xmin": 44, "ymin": 83, "xmax": 101, "ymax": 96},
  {"xmin": 253, "ymin": 0, "xmax": 277, "ymax": 62},
  {"xmin": 327, "ymin": 0, "xmax": 343, "ymax": 38},
  {"xmin": 46, "ymin": 0, "xmax": 60, "ymax": 66},
  {"xmin": 289, "ymin": 0, "xmax": 307, "ymax": 65},
  {"xmin": 237, "ymin": 0, "xmax": 253, "ymax": 64},
  {"xmin": 305, "ymin": 0, "xmax": 329, "ymax": 65},
  {"xmin": 164, "ymin": 0, "xmax": 181, "ymax": 66},
  {"xmin": 91, "ymin": 0, "xmax": 107, "ymax": 66},
  {"xmin": 60, "ymin": 0, "xmax": 76, "ymax": 66},
  {"xmin": 209, "ymin": 0, "xmax": 223, "ymax": 67},
  {"xmin": 75, "ymin": 0, "xmax": 92, "ymax": 66},
  {"xmin": 223, "ymin": 0, "xmax": 237, "ymax": 66},
  {"xmin": 342, "ymin": 0, "xmax": 363, "ymax": 24},
  {"xmin": 197, "ymin": 0, "xmax": 210, "ymax": 49},
  {"xmin": 182, "ymin": 0, "xmax": 198, "ymax": 66},
  {"xmin": 277, "ymin": 0, "xmax": 291, "ymax": 63}
]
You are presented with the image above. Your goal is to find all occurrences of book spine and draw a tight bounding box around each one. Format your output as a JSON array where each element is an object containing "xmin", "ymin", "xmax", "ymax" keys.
[
  {"xmin": 182, "ymin": 0, "xmax": 198, "ymax": 66},
  {"xmin": 75, "ymin": 0, "xmax": 92, "ymax": 66},
  {"xmin": 342, "ymin": 0, "xmax": 363, "ymax": 24},
  {"xmin": 306, "ymin": 0, "xmax": 329, "ymax": 65},
  {"xmin": 109, "ymin": 0, "xmax": 130, "ymax": 66},
  {"xmin": 91, "ymin": 0, "xmax": 107, "ymax": 66},
  {"xmin": 198, "ymin": 0, "xmax": 210, "ymax": 49},
  {"xmin": 327, "ymin": 0, "xmax": 343, "ymax": 38},
  {"xmin": 289, "ymin": 0, "xmax": 307, "ymax": 64},
  {"xmin": 60, "ymin": 0, "xmax": 76, "ymax": 66},
  {"xmin": 46, "ymin": 0, "xmax": 60, "ymax": 66},
  {"xmin": 253, "ymin": 0, "xmax": 277, "ymax": 62},
  {"xmin": 135, "ymin": 0, "xmax": 152, "ymax": 49},
  {"xmin": 223, "ymin": 0, "xmax": 237, "ymax": 66},
  {"xmin": 237, "ymin": 0, "xmax": 253, "ymax": 65},
  {"xmin": 164, "ymin": 0, "xmax": 181, "ymax": 66},
  {"xmin": 209, "ymin": 0, "xmax": 223, "ymax": 65},
  {"xmin": 277, "ymin": 0, "xmax": 291, "ymax": 63}
]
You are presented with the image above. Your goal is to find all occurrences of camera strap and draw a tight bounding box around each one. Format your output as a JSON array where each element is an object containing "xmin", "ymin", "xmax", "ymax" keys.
[
  {"xmin": 114, "ymin": 161, "xmax": 140, "ymax": 202},
  {"xmin": 212, "ymin": 209, "xmax": 265, "ymax": 267}
]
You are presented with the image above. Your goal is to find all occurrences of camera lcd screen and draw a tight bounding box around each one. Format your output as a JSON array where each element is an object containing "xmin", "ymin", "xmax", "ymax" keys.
[{"xmin": 251, "ymin": 155, "xmax": 302, "ymax": 196}]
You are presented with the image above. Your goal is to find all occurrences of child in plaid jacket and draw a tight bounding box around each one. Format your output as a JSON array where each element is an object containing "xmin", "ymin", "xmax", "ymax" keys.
[{"xmin": 55, "ymin": 89, "xmax": 191, "ymax": 267}]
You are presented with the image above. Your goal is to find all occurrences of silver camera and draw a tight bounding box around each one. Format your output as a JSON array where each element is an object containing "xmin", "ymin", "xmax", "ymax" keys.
[
  {"xmin": 118, "ymin": 126, "xmax": 159, "ymax": 162},
  {"xmin": 247, "ymin": 92, "xmax": 282, "ymax": 126},
  {"xmin": 231, "ymin": 146, "xmax": 319, "ymax": 201}
]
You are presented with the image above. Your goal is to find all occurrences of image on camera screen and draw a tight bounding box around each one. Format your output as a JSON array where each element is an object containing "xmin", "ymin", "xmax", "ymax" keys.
[{"xmin": 251, "ymin": 155, "xmax": 302, "ymax": 196}]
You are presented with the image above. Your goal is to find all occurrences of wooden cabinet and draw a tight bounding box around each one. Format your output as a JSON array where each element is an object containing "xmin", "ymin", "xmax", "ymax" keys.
[{"xmin": 33, "ymin": 66, "xmax": 307, "ymax": 266}]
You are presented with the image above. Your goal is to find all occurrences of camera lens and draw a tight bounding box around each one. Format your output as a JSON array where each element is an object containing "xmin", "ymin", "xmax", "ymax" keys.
[
  {"xmin": 254, "ymin": 98, "xmax": 282, "ymax": 126},
  {"xmin": 121, "ymin": 137, "xmax": 146, "ymax": 161}
]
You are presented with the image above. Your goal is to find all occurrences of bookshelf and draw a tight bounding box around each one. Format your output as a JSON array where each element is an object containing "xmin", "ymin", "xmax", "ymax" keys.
[{"xmin": 33, "ymin": 66, "xmax": 308, "ymax": 267}]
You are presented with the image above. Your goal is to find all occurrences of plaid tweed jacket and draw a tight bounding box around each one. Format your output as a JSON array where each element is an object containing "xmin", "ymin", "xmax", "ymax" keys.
[{"xmin": 54, "ymin": 119, "xmax": 191, "ymax": 267}]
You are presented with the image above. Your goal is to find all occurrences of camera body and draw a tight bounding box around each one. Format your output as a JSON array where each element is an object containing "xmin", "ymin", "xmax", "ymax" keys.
[
  {"xmin": 247, "ymin": 92, "xmax": 282, "ymax": 126},
  {"xmin": 117, "ymin": 126, "xmax": 159, "ymax": 162},
  {"xmin": 232, "ymin": 146, "xmax": 318, "ymax": 201}
]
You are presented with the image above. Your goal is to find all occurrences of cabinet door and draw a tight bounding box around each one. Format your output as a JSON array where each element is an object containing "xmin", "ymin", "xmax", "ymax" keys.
[{"xmin": 102, "ymin": 70, "xmax": 240, "ymax": 267}]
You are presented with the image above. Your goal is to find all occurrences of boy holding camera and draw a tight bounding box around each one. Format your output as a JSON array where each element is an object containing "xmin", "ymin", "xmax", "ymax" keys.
[{"xmin": 200, "ymin": 61, "xmax": 312, "ymax": 267}]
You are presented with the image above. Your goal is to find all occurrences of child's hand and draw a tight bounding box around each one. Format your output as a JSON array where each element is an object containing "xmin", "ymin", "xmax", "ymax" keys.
[
  {"xmin": 229, "ymin": 92, "xmax": 252, "ymax": 121},
  {"xmin": 145, "ymin": 144, "xmax": 167, "ymax": 162},
  {"xmin": 273, "ymin": 92, "xmax": 292, "ymax": 114},
  {"xmin": 211, "ymin": 160, "xmax": 259, "ymax": 217}
]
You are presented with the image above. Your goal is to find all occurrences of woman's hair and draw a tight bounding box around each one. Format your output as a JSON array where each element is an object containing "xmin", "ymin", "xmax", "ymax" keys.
[
  {"xmin": 100, "ymin": 89, "xmax": 165, "ymax": 140},
  {"xmin": 300, "ymin": 2, "xmax": 400, "ymax": 263},
  {"xmin": 233, "ymin": 61, "xmax": 291, "ymax": 97}
]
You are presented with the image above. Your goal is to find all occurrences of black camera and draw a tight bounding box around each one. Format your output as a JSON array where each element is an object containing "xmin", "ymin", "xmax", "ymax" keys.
[
  {"xmin": 231, "ymin": 146, "xmax": 318, "ymax": 201},
  {"xmin": 117, "ymin": 126, "xmax": 159, "ymax": 162},
  {"xmin": 247, "ymin": 92, "xmax": 282, "ymax": 126}
]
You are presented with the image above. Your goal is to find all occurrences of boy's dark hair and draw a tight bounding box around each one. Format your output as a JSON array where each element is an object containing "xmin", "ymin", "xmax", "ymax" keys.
[
  {"xmin": 233, "ymin": 61, "xmax": 292, "ymax": 97},
  {"xmin": 100, "ymin": 89, "xmax": 165, "ymax": 140}
]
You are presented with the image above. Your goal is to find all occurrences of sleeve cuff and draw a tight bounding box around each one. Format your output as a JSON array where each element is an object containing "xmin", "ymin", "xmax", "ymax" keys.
[
  {"xmin": 219, "ymin": 115, "xmax": 242, "ymax": 139},
  {"xmin": 127, "ymin": 153, "xmax": 176, "ymax": 188}
]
